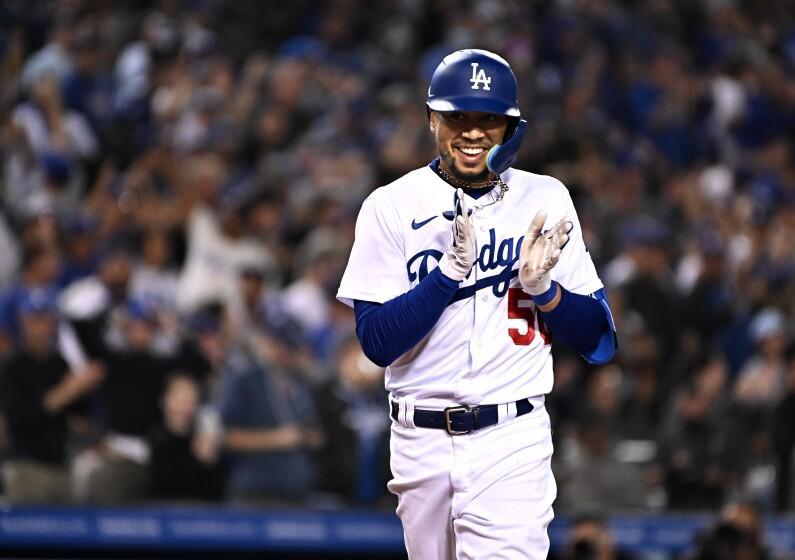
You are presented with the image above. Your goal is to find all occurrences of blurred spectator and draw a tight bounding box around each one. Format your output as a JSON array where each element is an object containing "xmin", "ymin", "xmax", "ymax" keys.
[
  {"xmin": 314, "ymin": 335, "xmax": 389, "ymax": 506},
  {"xmin": 114, "ymin": 11, "xmax": 180, "ymax": 115},
  {"xmin": 149, "ymin": 373, "xmax": 222, "ymax": 502},
  {"xmin": 20, "ymin": 16, "xmax": 74, "ymax": 89},
  {"xmin": 730, "ymin": 308, "xmax": 790, "ymax": 508},
  {"xmin": 180, "ymin": 301, "xmax": 229, "ymax": 393},
  {"xmin": 0, "ymin": 242, "xmax": 61, "ymax": 357},
  {"xmin": 236, "ymin": 264, "xmax": 317, "ymax": 381},
  {"xmin": 720, "ymin": 501, "xmax": 774, "ymax": 559},
  {"xmin": 282, "ymin": 230, "xmax": 349, "ymax": 360},
  {"xmin": 72, "ymin": 297, "xmax": 181, "ymax": 505},
  {"xmin": 609, "ymin": 217, "xmax": 681, "ymax": 363},
  {"xmin": 0, "ymin": 290, "xmax": 103, "ymax": 504},
  {"xmin": 554, "ymin": 360, "xmax": 656, "ymax": 495},
  {"xmin": 556, "ymin": 378, "xmax": 649, "ymax": 512},
  {"xmin": 735, "ymin": 307, "xmax": 791, "ymax": 409},
  {"xmin": 574, "ymin": 364, "xmax": 624, "ymax": 434},
  {"xmin": 215, "ymin": 323, "xmax": 321, "ymax": 505},
  {"xmin": 5, "ymin": 74, "xmax": 98, "ymax": 217},
  {"xmin": 58, "ymin": 244, "xmax": 130, "ymax": 363},
  {"xmin": 129, "ymin": 227, "xmax": 179, "ymax": 313},
  {"xmin": 61, "ymin": 27, "xmax": 114, "ymax": 140},
  {"xmin": 687, "ymin": 521, "xmax": 767, "ymax": 560},
  {"xmin": 655, "ymin": 353, "xmax": 736, "ymax": 510},
  {"xmin": 617, "ymin": 361, "xmax": 664, "ymax": 441},
  {"xmin": 686, "ymin": 501, "xmax": 773, "ymax": 560},
  {"xmin": 176, "ymin": 154, "xmax": 277, "ymax": 327},
  {"xmin": 680, "ymin": 232, "xmax": 736, "ymax": 348},
  {"xmin": 556, "ymin": 514, "xmax": 633, "ymax": 560},
  {"xmin": 58, "ymin": 212, "xmax": 101, "ymax": 287}
]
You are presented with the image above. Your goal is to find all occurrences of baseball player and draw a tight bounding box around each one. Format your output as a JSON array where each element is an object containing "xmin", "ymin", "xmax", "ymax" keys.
[{"xmin": 337, "ymin": 49, "xmax": 616, "ymax": 559}]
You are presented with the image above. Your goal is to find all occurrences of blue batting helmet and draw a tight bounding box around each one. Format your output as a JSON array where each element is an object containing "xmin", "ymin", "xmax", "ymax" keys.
[
  {"xmin": 426, "ymin": 49, "xmax": 526, "ymax": 174},
  {"xmin": 426, "ymin": 49, "xmax": 520, "ymax": 117}
]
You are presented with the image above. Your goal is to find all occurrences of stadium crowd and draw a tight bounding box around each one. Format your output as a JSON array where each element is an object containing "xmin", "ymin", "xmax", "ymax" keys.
[{"xmin": 0, "ymin": 0, "xmax": 793, "ymax": 535}]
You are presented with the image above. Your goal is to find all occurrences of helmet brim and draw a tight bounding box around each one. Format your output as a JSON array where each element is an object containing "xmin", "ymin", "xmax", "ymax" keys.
[{"xmin": 426, "ymin": 96, "xmax": 520, "ymax": 118}]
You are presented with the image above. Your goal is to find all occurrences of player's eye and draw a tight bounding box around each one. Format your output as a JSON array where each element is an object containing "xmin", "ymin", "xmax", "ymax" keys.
[{"xmin": 481, "ymin": 115, "xmax": 507, "ymax": 128}]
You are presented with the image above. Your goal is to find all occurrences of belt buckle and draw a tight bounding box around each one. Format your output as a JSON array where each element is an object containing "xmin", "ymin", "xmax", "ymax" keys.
[{"xmin": 443, "ymin": 405, "xmax": 471, "ymax": 435}]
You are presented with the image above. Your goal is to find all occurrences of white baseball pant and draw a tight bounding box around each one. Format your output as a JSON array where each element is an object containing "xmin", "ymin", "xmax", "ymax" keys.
[{"xmin": 387, "ymin": 398, "xmax": 556, "ymax": 559}]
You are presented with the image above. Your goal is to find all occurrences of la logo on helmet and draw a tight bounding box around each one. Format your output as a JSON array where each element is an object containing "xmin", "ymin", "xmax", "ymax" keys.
[{"xmin": 469, "ymin": 62, "xmax": 491, "ymax": 90}]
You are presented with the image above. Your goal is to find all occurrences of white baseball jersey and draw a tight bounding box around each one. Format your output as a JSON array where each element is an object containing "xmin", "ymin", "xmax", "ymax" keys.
[{"xmin": 337, "ymin": 165, "xmax": 602, "ymax": 408}]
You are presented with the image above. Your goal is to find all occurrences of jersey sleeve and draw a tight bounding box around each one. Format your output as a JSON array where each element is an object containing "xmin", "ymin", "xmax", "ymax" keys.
[
  {"xmin": 337, "ymin": 192, "xmax": 409, "ymax": 307},
  {"xmin": 550, "ymin": 183, "xmax": 603, "ymax": 296}
]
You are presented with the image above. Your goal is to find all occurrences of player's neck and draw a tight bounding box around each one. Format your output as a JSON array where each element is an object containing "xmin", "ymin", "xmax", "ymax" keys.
[{"xmin": 434, "ymin": 159, "xmax": 498, "ymax": 190}]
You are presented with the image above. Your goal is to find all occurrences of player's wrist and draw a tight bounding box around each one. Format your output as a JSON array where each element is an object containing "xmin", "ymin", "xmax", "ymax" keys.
[
  {"xmin": 521, "ymin": 273, "xmax": 551, "ymax": 297},
  {"xmin": 530, "ymin": 280, "xmax": 557, "ymax": 305},
  {"xmin": 439, "ymin": 253, "xmax": 468, "ymax": 282}
]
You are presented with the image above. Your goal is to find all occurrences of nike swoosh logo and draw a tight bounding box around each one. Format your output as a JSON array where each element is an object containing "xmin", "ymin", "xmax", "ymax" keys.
[{"xmin": 411, "ymin": 216, "xmax": 438, "ymax": 230}]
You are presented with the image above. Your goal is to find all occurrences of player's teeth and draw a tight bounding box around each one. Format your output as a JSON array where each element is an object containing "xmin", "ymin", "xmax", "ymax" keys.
[{"xmin": 460, "ymin": 147, "xmax": 484, "ymax": 155}]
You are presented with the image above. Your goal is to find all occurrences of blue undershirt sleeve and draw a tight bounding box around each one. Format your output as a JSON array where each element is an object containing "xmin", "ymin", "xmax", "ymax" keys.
[
  {"xmin": 538, "ymin": 283, "xmax": 617, "ymax": 364},
  {"xmin": 354, "ymin": 268, "xmax": 459, "ymax": 367}
]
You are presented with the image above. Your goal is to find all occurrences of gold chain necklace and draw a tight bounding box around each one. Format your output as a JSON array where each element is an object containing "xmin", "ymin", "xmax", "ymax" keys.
[
  {"xmin": 436, "ymin": 165, "xmax": 510, "ymax": 209},
  {"xmin": 436, "ymin": 164, "xmax": 497, "ymax": 189}
]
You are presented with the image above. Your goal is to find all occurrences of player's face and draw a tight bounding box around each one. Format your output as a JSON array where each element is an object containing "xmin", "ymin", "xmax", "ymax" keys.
[{"xmin": 430, "ymin": 110, "xmax": 509, "ymax": 184}]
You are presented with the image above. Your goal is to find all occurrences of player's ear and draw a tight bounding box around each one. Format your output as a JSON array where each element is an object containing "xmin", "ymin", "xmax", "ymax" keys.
[{"xmin": 428, "ymin": 109, "xmax": 437, "ymax": 133}]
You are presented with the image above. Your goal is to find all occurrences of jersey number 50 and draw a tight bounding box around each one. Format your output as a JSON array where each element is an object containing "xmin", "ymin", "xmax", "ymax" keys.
[{"xmin": 507, "ymin": 288, "xmax": 551, "ymax": 346}]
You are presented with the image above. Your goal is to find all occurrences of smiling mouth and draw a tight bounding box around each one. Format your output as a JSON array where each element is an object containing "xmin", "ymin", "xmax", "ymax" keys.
[{"xmin": 455, "ymin": 146, "xmax": 488, "ymax": 160}]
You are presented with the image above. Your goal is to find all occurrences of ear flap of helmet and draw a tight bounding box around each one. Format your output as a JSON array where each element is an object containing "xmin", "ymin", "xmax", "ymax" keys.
[{"xmin": 487, "ymin": 119, "xmax": 527, "ymax": 175}]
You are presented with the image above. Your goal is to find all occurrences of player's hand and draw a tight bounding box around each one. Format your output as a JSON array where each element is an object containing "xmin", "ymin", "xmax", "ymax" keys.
[
  {"xmin": 519, "ymin": 211, "xmax": 572, "ymax": 295},
  {"xmin": 439, "ymin": 188, "xmax": 476, "ymax": 282}
]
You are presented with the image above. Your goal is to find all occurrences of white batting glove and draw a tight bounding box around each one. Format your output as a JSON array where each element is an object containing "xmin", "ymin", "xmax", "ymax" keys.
[
  {"xmin": 439, "ymin": 188, "xmax": 476, "ymax": 282},
  {"xmin": 519, "ymin": 210, "xmax": 573, "ymax": 296}
]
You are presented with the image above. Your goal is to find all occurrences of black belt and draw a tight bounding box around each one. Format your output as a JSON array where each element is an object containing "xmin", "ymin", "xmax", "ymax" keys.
[{"xmin": 390, "ymin": 399, "xmax": 534, "ymax": 435}]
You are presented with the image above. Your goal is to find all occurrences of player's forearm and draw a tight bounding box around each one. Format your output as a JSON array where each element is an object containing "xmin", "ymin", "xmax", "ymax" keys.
[
  {"xmin": 537, "ymin": 283, "xmax": 617, "ymax": 364},
  {"xmin": 354, "ymin": 268, "xmax": 459, "ymax": 367}
]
